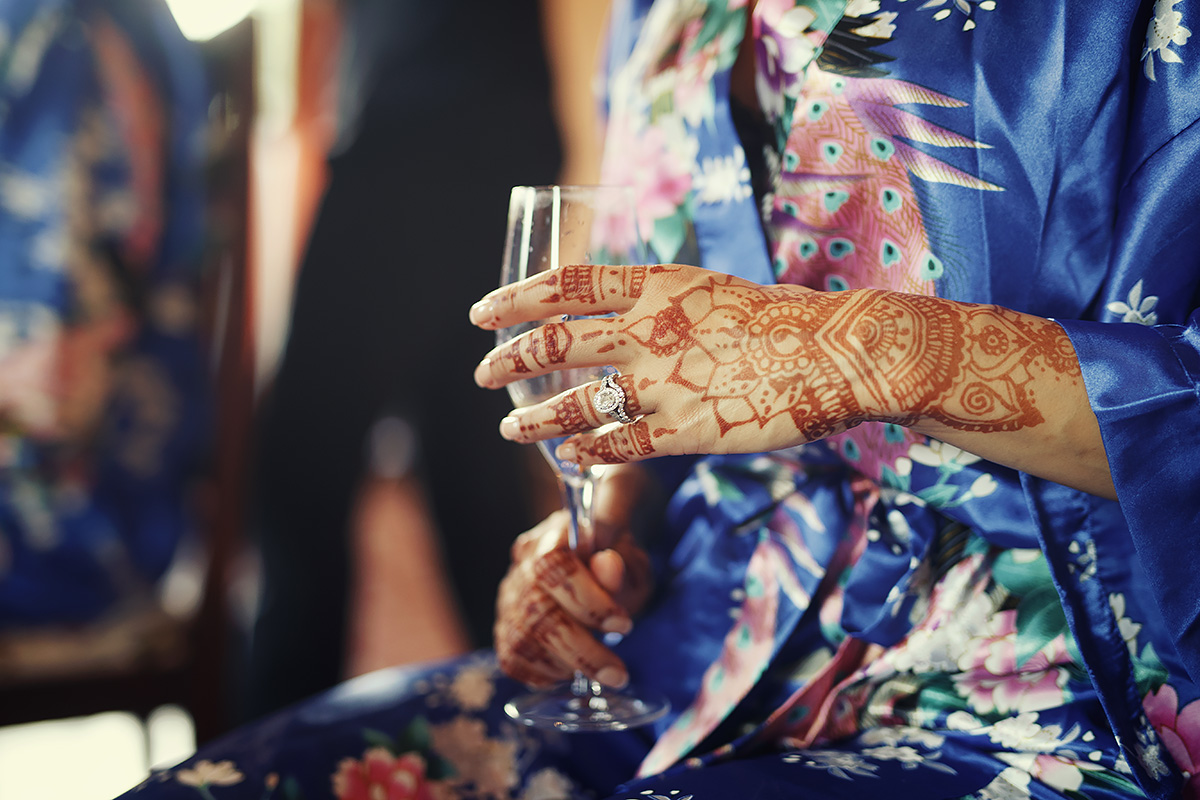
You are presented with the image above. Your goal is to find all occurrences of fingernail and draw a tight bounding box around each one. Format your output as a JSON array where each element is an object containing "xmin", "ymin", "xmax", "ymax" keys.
[
  {"xmin": 469, "ymin": 299, "xmax": 495, "ymax": 325},
  {"xmin": 499, "ymin": 415, "xmax": 521, "ymax": 440},
  {"xmin": 474, "ymin": 358, "xmax": 494, "ymax": 387},
  {"xmin": 555, "ymin": 440, "xmax": 577, "ymax": 462},
  {"xmin": 595, "ymin": 666, "xmax": 628, "ymax": 689},
  {"xmin": 601, "ymin": 616, "xmax": 632, "ymax": 636}
]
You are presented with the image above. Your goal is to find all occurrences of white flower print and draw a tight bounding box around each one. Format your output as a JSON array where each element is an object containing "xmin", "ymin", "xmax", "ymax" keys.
[
  {"xmin": 860, "ymin": 726, "xmax": 947, "ymax": 750},
  {"xmin": 871, "ymin": 557, "xmax": 992, "ymax": 676},
  {"xmin": 693, "ymin": 149, "xmax": 753, "ymax": 205},
  {"xmin": 947, "ymin": 709, "xmax": 987, "ymax": 732},
  {"xmin": 845, "ymin": 0, "xmax": 901, "ymax": 39},
  {"xmin": 783, "ymin": 750, "xmax": 880, "ymax": 779},
  {"xmin": 0, "ymin": 168, "xmax": 57, "ymax": 221},
  {"xmin": 863, "ymin": 744, "xmax": 960, "ymax": 775},
  {"xmin": 1066, "ymin": 537, "xmax": 1098, "ymax": 582},
  {"xmin": 1136, "ymin": 719, "xmax": 1172, "ymax": 779},
  {"xmin": 995, "ymin": 751, "xmax": 1094, "ymax": 794},
  {"xmin": 695, "ymin": 461, "xmax": 724, "ymax": 506},
  {"xmin": 907, "ymin": 439, "xmax": 983, "ymax": 470},
  {"xmin": 1106, "ymin": 279, "xmax": 1159, "ymax": 325},
  {"xmin": 900, "ymin": 0, "xmax": 997, "ymax": 32},
  {"xmin": 448, "ymin": 663, "xmax": 496, "ymax": 711},
  {"xmin": 967, "ymin": 473, "xmax": 998, "ymax": 498},
  {"xmin": 1143, "ymin": 0, "xmax": 1192, "ymax": 80},
  {"xmin": 430, "ymin": 716, "xmax": 520, "ymax": 796},
  {"xmin": 852, "ymin": 11, "xmax": 899, "ymax": 39},
  {"xmin": 862, "ymin": 744, "xmax": 925, "ymax": 766},
  {"xmin": 976, "ymin": 767, "xmax": 1033, "ymax": 800},
  {"xmin": 847, "ymin": 0, "xmax": 882, "ymax": 14},
  {"xmin": 1108, "ymin": 593, "xmax": 1143, "ymax": 655},
  {"xmin": 985, "ymin": 713, "xmax": 1078, "ymax": 752},
  {"xmin": 520, "ymin": 768, "xmax": 575, "ymax": 800},
  {"xmin": 175, "ymin": 760, "xmax": 244, "ymax": 788}
]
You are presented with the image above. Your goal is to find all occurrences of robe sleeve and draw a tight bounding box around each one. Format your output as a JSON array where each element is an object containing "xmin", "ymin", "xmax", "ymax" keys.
[{"xmin": 1059, "ymin": 301, "xmax": 1200, "ymax": 683}]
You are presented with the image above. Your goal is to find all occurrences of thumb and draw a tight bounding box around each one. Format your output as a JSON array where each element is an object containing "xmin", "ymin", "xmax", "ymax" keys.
[{"xmin": 589, "ymin": 549, "xmax": 627, "ymax": 597}]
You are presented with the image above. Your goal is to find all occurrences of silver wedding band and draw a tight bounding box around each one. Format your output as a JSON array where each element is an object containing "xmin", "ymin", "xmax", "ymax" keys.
[{"xmin": 592, "ymin": 373, "xmax": 634, "ymax": 425}]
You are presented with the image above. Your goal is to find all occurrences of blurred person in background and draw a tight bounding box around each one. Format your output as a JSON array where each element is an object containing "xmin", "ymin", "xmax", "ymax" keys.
[{"xmin": 245, "ymin": 0, "xmax": 608, "ymax": 718}]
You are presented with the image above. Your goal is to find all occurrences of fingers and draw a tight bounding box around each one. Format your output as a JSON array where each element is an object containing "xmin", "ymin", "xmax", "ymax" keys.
[
  {"xmin": 495, "ymin": 583, "xmax": 628, "ymax": 688},
  {"xmin": 499, "ymin": 374, "xmax": 646, "ymax": 443},
  {"xmin": 532, "ymin": 549, "xmax": 632, "ymax": 635},
  {"xmin": 493, "ymin": 584, "xmax": 571, "ymax": 686},
  {"xmin": 589, "ymin": 549, "xmax": 626, "ymax": 596},
  {"xmin": 495, "ymin": 519, "xmax": 635, "ymax": 688},
  {"xmin": 475, "ymin": 315, "xmax": 633, "ymax": 389},
  {"xmin": 470, "ymin": 264, "xmax": 654, "ymax": 330},
  {"xmin": 555, "ymin": 419, "xmax": 661, "ymax": 467}
]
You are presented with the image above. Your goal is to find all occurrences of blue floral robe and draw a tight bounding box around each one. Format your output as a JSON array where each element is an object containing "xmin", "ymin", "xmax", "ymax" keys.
[
  {"xmin": 0, "ymin": 0, "xmax": 208, "ymax": 626},
  {"xmin": 123, "ymin": 1, "xmax": 1200, "ymax": 798}
]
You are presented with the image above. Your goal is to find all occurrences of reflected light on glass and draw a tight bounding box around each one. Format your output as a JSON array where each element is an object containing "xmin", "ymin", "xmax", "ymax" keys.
[{"xmin": 164, "ymin": 0, "xmax": 259, "ymax": 41}]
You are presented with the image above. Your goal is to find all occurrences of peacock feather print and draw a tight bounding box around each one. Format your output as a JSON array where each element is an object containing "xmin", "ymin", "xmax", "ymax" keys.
[
  {"xmin": 770, "ymin": 11, "xmax": 1002, "ymax": 296},
  {"xmin": 765, "ymin": 8, "xmax": 1005, "ymax": 482}
]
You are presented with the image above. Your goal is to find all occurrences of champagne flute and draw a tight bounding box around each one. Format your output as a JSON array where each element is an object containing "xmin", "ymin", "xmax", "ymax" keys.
[{"xmin": 496, "ymin": 185, "xmax": 669, "ymax": 732}]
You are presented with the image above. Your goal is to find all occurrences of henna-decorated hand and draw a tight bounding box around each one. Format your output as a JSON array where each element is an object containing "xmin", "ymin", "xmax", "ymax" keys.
[
  {"xmin": 493, "ymin": 473, "xmax": 654, "ymax": 688},
  {"xmin": 472, "ymin": 262, "xmax": 1085, "ymax": 471},
  {"xmin": 471, "ymin": 264, "xmax": 910, "ymax": 467}
]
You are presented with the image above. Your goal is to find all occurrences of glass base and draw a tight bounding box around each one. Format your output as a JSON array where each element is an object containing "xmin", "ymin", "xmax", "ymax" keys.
[{"xmin": 504, "ymin": 684, "xmax": 670, "ymax": 732}]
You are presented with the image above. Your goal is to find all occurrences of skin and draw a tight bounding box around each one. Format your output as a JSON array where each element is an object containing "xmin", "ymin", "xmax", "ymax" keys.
[
  {"xmin": 492, "ymin": 465, "xmax": 654, "ymax": 688},
  {"xmin": 473, "ymin": 263, "xmax": 1116, "ymax": 687}
]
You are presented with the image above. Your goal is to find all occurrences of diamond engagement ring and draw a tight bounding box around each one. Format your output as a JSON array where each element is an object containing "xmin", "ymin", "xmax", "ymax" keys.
[{"xmin": 592, "ymin": 373, "xmax": 634, "ymax": 424}]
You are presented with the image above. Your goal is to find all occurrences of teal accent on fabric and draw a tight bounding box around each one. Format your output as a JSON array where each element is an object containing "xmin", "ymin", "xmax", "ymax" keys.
[
  {"xmin": 828, "ymin": 238, "xmax": 855, "ymax": 259},
  {"xmin": 652, "ymin": 210, "xmax": 689, "ymax": 263},
  {"xmin": 822, "ymin": 142, "xmax": 844, "ymax": 164},
  {"xmin": 842, "ymin": 438, "xmax": 861, "ymax": 460},
  {"xmin": 992, "ymin": 550, "xmax": 1053, "ymax": 597},
  {"xmin": 798, "ymin": 238, "xmax": 819, "ymax": 259},
  {"xmin": 823, "ymin": 189, "xmax": 849, "ymax": 213},
  {"xmin": 1015, "ymin": 584, "xmax": 1071, "ymax": 668},
  {"xmin": 881, "ymin": 187, "xmax": 903, "ymax": 213},
  {"xmin": 921, "ymin": 251, "xmax": 945, "ymax": 280},
  {"xmin": 807, "ymin": 100, "xmax": 829, "ymax": 122},
  {"xmin": 797, "ymin": 0, "xmax": 850, "ymax": 42},
  {"xmin": 827, "ymin": 275, "xmax": 849, "ymax": 291},
  {"xmin": 870, "ymin": 137, "xmax": 896, "ymax": 160},
  {"xmin": 881, "ymin": 239, "xmax": 902, "ymax": 267}
]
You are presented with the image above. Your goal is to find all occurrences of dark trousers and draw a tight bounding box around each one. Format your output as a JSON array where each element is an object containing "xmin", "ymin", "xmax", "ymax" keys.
[{"xmin": 245, "ymin": 99, "xmax": 561, "ymax": 718}]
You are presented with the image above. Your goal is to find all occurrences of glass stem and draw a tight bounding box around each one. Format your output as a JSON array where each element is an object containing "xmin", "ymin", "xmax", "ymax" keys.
[
  {"xmin": 559, "ymin": 472, "xmax": 591, "ymax": 551},
  {"xmin": 560, "ymin": 470, "xmax": 601, "ymax": 700}
]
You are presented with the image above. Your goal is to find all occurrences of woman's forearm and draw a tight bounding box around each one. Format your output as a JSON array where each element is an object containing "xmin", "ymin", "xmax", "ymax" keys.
[{"xmin": 848, "ymin": 291, "xmax": 1115, "ymax": 499}]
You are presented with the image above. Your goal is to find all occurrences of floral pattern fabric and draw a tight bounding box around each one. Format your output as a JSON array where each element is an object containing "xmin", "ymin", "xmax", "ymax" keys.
[
  {"xmin": 123, "ymin": 0, "xmax": 1200, "ymax": 798},
  {"xmin": 0, "ymin": 0, "xmax": 208, "ymax": 626}
]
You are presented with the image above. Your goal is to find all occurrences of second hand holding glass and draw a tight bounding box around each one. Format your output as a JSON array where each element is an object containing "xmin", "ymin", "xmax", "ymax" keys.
[{"xmin": 496, "ymin": 185, "xmax": 669, "ymax": 732}]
